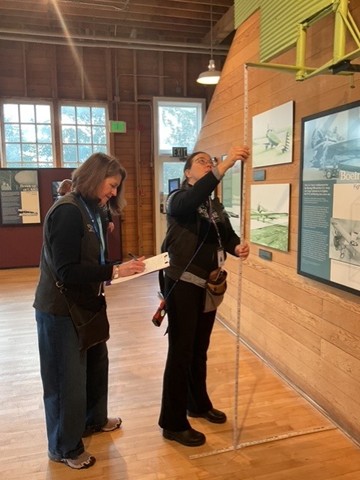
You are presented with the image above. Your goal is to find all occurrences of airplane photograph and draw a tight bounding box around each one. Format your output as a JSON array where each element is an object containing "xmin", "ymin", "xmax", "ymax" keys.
[
  {"xmin": 309, "ymin": 130, "xmax": 360, "ymax": 179},
  {"xmin": 302, "ymin": 104, "xmax": 360, "ymax": 181},
  {"xmin": 252, "ymin": 101, "xmax": 294, "ymax": 168}
]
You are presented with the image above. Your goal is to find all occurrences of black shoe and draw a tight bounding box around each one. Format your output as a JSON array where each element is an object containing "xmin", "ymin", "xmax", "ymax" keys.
[
  {"xmin": 187, "ymin": 408, "xmax": 227, "ymax": 424},
  {"xmin": 163, "ymin": 428, "xmax": 206, "ymax": 447}
]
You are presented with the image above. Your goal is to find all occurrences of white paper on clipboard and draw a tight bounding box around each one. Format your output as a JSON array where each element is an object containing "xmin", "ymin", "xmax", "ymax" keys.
[{"xmin": 110, "ymin": 252, "xmax": 169, "ymax": 284}]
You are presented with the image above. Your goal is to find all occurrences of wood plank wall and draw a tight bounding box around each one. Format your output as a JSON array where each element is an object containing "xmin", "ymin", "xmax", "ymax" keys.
[
  {"xmin": 195, "ymin": 8, "xmax": 360, "ymax": 444},
  {"xmin": 0, "ymin": 41, "xmax": 216, "ymax": 258}
]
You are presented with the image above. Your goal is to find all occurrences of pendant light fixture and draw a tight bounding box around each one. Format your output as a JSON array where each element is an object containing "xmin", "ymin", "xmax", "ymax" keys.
[{"xmin": 196, "ymin": 0, "xmax": 221, "ymax": 85}]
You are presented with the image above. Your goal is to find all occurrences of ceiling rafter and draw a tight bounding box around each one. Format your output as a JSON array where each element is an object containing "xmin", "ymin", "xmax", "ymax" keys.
[{"xmin": 0, "ymin": 0, "xmax": 235, "ymax": 51}]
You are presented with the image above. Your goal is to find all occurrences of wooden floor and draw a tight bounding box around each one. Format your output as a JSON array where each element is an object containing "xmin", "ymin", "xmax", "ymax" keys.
[{"xmin": 1, "ymin": 268, "xmax": 360, "ymax": 479}]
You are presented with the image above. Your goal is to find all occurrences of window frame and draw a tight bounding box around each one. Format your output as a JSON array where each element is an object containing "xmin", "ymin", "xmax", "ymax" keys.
[
  {"xmin": 153, "ymin": 97, "xmax": 206, "ymax": 157},
  {"xmin": 59, "ymin": 101, "xmax": 110, "ymax": 167},
  {"xmin": 0, "ymin": 100, "xmax": 55, "ymax": 168}
]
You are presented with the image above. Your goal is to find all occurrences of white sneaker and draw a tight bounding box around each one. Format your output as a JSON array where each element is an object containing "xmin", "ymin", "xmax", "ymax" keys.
[
  {"xmin": 101, "ymin": 417, "xmax": 122, "ymax": 432},
  {"xmin": 48, "ymin": 450, "xmax": 96, "ymax": 469}
]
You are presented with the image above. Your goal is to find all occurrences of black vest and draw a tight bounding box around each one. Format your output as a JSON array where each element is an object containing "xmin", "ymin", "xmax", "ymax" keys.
[{"xmin": 33, "ymin": 194, "xmax": 104, "ymax": 315}]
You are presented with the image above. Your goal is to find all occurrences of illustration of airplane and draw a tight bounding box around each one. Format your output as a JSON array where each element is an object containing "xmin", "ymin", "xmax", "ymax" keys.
[
  {"xmin": 251, "ymin": 204, "xmax": 288, "ymax": 223},
  {"xmin": 264, "ymin": 128, "xmax": 291, "ymax": 153},
  {"xmin": 331, "ymin": 220, "xmax": 360, "ymax": 260}
]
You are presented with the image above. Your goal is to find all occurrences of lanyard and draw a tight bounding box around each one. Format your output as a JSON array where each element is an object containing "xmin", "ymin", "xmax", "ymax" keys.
[
  {"xmin": 79, "ymin": 197, "xmax": 105, "ymax": 265},
  {"xmin": 208, "ymin": 197, "xmax": 223, "ymax": 249}
]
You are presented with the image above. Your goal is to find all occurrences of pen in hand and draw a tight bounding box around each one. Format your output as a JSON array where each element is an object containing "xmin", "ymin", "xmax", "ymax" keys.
[{"xmin": 127, "ymin": 252, "xmax": 146, "ymax": 276}]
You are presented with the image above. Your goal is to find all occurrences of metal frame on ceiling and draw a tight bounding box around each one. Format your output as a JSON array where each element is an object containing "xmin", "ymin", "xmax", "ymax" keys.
[{"xmin": 247, "ymin": 0, "xmax": 360, "ymax": 81}]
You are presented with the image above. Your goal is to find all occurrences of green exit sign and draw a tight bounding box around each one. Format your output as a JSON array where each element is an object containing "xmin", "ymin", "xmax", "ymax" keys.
[{"xmin": 109, "ymin": 121, "xmax": 127, "ymax": 133}]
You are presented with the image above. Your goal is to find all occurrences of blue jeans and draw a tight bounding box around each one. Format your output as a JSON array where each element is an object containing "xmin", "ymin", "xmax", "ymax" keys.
[{"xmin": 35, "ymin": 310, "xmax": 109, "ymax": 459}]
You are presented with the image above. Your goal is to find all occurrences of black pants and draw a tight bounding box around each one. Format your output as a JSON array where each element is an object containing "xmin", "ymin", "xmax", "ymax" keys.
[{"xmin": 159, "ymin": 276, "xmax": 216, "ymax": 431}]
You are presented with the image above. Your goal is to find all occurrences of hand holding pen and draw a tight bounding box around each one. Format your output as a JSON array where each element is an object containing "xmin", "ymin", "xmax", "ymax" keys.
[{"xmin": 112, "ymin": 253, "xmax": 146, "ymax": 279}]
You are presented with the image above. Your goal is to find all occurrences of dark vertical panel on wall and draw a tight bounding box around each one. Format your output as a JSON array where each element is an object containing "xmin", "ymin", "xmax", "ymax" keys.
[
  {"xmin": 56, "ymin": 45, "xmax": 83, "ymax": 99},
  {"xmin": 114, "ymin": 49, "xmax": 135, "ymax": 103},
  {"xmin": 138, "ymin": 103, "xmax": 155, "ymax": 254},
  {"xmin": 25, "ymin": 44, "xmax": 54, "ymax": 98},
  {"xmin": 83, "ymin": 47, "xmax": 108, "ymax": 101},
  {"xmin": 163, "ymin": 52, "xmax": 185, "ymax": 97},
  {"xmin": 137, "ymin": 50, "xmax": 160, "ymax": 96},
  {"xmin": 0, "ymin": 41, "xmax": 25, "ymax": 96},
  {"xmin": 113, "ymin": 103, "xmax": 138, "ymax": 256}
]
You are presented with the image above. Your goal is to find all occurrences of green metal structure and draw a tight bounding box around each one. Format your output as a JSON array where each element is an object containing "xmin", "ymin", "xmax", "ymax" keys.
[{"xmin": 246, "ymin": 0, "xmax": 360, "ymax": 81}]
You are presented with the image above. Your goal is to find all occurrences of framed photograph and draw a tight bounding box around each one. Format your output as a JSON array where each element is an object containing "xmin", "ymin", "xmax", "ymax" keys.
[
  {"xmin": 221, "ymin": 154, "xmax": 243, "ymax": 236},
  {"xmin": 0, "ymin": 169, "xmax": 41, "ymax": 225},
  {"xmin": 298, "ymin": 101, "xmax": 360, "ymax": 295},
  {"xmin": 250, "ymin": 183, "xmax": 290, "ymax": 251},
  {"xmin": 252, "ymin": 101, "xmax": 294, "ymax": 168}
]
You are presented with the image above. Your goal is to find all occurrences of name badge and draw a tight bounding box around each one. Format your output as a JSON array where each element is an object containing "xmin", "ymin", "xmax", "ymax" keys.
[{"xmin": 217, "ymin": 247, "xmax": 225, "ymax": 267}]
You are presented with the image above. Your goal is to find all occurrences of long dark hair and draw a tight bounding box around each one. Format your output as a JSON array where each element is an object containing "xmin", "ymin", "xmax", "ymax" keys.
[{"xmin": 71, "ymin": 152, "xmax": 127, "ymax": 215}]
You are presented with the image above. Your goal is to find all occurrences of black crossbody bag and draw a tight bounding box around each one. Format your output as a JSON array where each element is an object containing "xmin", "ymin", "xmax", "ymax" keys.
[{"xmin": 44, "ymin": 247, "xmax": 109, "ymax": 352}]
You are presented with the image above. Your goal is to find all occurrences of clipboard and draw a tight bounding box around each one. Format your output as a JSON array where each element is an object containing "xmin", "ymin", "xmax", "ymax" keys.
[{"xmin": 109, "ymin": 252, "xmax": 169, "ymax": 284}]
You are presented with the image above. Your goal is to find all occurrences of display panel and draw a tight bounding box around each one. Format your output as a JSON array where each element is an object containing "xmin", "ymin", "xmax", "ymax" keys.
[
  {"xmin": 221, "ymin": 154, "xmax": 243, "ymax": 236},
  {"xmin": 298, "ymin": 101, "xmax": 360, "ymax": 294},
  {"xmin": 250, "ymin": 183, "xmax": 290, "ymax": 252},
  {"xmin": 252, "ymin": 101, "xmax": 294, "ymax": 168},
  {"xmin": 0, "ymin": 169, "xmax": 41, "ymax": 225}
]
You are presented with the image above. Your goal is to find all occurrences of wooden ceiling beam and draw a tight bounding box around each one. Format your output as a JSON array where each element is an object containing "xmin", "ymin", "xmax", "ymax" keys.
[{"xmin": 0, "ymin": 0, "xmax": 234, "ymax": 46}]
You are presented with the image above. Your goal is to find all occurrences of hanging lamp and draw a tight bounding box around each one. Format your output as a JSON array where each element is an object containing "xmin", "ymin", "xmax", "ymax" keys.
[{"xmin": 196, "ymin": 0, "xmax": 221, "ymax": 85}]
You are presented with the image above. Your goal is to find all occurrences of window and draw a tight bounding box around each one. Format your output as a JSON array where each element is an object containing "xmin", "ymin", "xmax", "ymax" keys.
[
  {"xmin": 153, "ymin": 97, "xmax": 205, "ymax": 252},
  {"xmin": 155, "ymin": 99, "xmax": 205, "ymax": 156},
  {"xmin": 2, "ymin": 102, "xmax": 54, "ymax": 168},
  {"xmin": 60, "ymin": 105, "xmax": 108, "ymax": 167}
]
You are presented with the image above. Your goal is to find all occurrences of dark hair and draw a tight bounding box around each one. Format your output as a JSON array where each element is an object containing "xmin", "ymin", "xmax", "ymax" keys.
[
  {"xmin": 71, "ymin": 152, "xmax": 127, "ymax": 215},
  {"xmin": 181, "ymin": 151, "xmax": 209, "ymax": 186},
  {"xmin": 183, "ymin": 151, "xmax": 208, "ymax": 172}
]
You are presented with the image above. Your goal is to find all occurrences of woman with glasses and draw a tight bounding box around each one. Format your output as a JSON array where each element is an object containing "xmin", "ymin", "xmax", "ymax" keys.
[{"xmin": 159, "ymin": 145, "xmax": 250, "ymax": 447}]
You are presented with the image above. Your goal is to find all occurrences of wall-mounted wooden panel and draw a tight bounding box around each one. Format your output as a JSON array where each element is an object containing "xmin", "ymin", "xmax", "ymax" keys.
[
  {"xmin": 56, "ymin": 45, "xmax": 83, "ymax": 99},
  {"xmin": 195, "ymin": 5, "xmax": 360, "ymax": 445},
  {"xmin": 82, "ymin": 48, "xmax": 109, "ymax": 101},
  {"xmin": 25, "ymin": 44, "xmax": 54, "ymax": 98},
  {"xmin": 0, "ymin": 41, "xmax": 25, "ymax": 96}
]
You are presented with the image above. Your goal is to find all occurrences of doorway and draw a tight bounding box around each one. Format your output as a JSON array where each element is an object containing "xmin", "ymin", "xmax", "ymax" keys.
[{"xmin": 153, "ymin": 97, "xmax": 205, "ymax": 252}]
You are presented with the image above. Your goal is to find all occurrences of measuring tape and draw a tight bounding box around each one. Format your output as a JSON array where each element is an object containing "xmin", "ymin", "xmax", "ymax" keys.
[
  {"xmin": 232, "ymin": 64, "xmax": 250, "ymax": 448},
  {"xmin": 189, "ymin": 424, "xmax": 336, "ymax": 459}
]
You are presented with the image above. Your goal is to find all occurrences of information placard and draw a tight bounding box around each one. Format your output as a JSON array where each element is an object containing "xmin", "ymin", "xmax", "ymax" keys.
[
  {"xmin": 0, "ymin": 169, "xmax": 41, "ymax": 225},
  {"xmin": 298, "ymin": 101, "xmax": 360, "ymax": 294}
]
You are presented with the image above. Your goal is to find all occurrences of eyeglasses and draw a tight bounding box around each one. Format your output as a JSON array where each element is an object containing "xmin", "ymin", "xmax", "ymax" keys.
[{"xmin": 193, "ymin": 157, "xmax": 215, "ymax": 167}]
